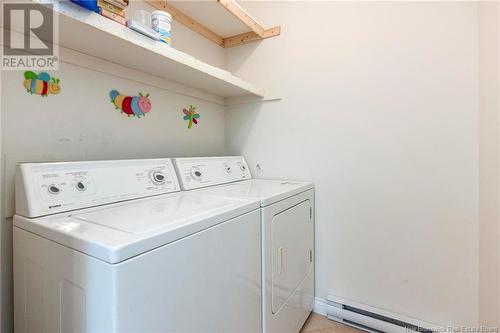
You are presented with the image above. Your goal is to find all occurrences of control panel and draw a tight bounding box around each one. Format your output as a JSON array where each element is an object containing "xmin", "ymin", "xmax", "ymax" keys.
[
  {"xmin": 173, "ymin": 156, "xmax": 252, "ymax": 190},
  {"xmin": 16, "ymin": 159, "xmax": 180, "ymax": 218}
]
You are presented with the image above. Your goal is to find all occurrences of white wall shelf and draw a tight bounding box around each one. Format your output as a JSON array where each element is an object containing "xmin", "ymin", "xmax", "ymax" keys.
[
  {"xmin": 145, "ymin": 0, "xmax": 281, "ymax": 48},
  {"xmin": 41, "ymin": 1, "xmax": 265, "ymax": 99}
]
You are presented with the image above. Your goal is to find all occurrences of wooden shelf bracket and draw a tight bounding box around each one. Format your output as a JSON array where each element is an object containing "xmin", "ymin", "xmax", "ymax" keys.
[{"xmin": 146, "ymin": 0, "xmax": 280, "ymax": 48}]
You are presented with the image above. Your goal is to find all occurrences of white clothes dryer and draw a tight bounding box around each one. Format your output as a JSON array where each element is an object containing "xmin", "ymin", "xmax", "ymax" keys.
[{"xmin": 174, "ymin": 156, "xmax": 315, "ymax": 333}]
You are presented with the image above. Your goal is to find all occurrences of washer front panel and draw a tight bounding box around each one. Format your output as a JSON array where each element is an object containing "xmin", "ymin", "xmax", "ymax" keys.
[{"xmin": 16, "ymin": 159, "xmax": 180, "ymax": 218}]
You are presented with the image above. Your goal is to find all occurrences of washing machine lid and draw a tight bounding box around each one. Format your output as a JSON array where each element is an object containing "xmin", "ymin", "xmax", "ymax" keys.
[
  {"xmin": 14, "ymin": 192, "xmax": 260, "ymax": 264},
  {"xmin": 198, "ymin": 179, "xmax": 313, "ymax": 207}
]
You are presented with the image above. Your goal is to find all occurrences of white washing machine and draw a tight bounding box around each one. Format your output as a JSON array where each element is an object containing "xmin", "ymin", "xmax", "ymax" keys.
[
  {"xmin": 173, "ymin": 156, "xmax": 315, "ymax": 333},
  {"xmin": 13, "ymin": 158, "xmax": 262, "ymax": 333}
]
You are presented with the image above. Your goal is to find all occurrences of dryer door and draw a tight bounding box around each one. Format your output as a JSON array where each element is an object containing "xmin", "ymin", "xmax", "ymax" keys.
[{"xmin": 270, "ymin": 198, "xmax": 313, "ymax": 314}]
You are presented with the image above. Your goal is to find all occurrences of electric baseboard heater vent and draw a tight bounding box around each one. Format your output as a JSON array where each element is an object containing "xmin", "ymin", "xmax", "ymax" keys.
[{"xmin": 326, "ymin": 297, "xmax": 437, "ymax": 333}]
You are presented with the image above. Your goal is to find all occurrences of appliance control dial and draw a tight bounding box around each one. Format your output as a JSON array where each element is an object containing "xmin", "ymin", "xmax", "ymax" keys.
[
  {"xmin": 48, "ymin": 185, "xmax": 61, "ymax": 195},
  {"xmin": 75, "ymin": 181, "xmax": 86, "ymax": 191},
  {"xmin": 151, "ymin": 171, "xmax": 166, "ymax": 185},
  {"xmin": 191, "ymin": 167, "xmax": 203, "ymax": 181},
  {"xmin": 240, "ymin": 164, "xmax": 246, "ymax": 172}
]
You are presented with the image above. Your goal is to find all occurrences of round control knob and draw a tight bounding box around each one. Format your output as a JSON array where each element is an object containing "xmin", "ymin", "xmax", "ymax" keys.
[
  {"xmin": 240, "ymin": 164, "xmax": 246, "ymax": 172},
  {"xmin": 151, "ymin": 171, "xmax": 166, "ymax": 185},
  {"xmin": 48, "ymin": 185, "xmax": 61, "ymax": 195},
  {"xmin": 76, "ymin": 181, "xmax": 86, "ymax": 191},
  {"xmin": 191, "ymin": 167, "xmax": 203, "ymax": 181}
]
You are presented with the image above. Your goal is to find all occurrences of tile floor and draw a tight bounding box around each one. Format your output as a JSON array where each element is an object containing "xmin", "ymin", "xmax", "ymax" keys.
[{"xmin": 300, "ymin": 313, "xmax": 365, "ymax": 333}]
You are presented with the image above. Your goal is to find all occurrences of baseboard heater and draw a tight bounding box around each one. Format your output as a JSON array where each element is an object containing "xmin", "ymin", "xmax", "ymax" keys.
[{"xmin": 326, "ymin": 296, "xmax": 437, "ymax": 333}]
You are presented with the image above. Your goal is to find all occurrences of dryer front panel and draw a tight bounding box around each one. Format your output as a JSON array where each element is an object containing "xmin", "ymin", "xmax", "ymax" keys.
[
  {"xmin": 271, "ymin": 199, "xmax": 313, "ymax": 314},
  {"xmin": 262, "ymin": 189, "xmax": 315, "ymax": 333}
]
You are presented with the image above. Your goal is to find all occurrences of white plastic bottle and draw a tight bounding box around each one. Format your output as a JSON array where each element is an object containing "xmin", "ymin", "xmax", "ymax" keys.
[{"xmin": 151, "ymin": 10, "xmax": 172, "ymax": 45}]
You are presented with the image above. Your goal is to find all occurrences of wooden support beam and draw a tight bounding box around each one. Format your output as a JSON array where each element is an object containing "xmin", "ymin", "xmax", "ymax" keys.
[
  {"xmin": 223, "ymin": 26, "xmax": 281, "ymax": 48},
  {"xmin": 217, "ymin": 0, "xmax": 265, "ymax": 37},
  {"xmin": 145, "ymin": 0, "xmax": 224, "ymax": 46},
  {"xmin": 144, "ymin": 0, "xmax": 280, "ymax": 48}
]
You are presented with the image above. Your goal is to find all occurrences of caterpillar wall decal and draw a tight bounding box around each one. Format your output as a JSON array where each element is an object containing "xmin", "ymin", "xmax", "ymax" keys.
[
  {"xmin": 109, "ymin": 90, "xmax": 151, "ymax": 118},
  {"xmin": 24, "ymin": 71, "xmax": 61, "ymax": 96}
]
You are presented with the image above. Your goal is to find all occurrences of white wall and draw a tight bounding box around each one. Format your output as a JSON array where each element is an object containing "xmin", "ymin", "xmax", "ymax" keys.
[
  {"xmin": 0, "ymin": 6, "xmax": 226, "ymax": 330},
  {"xmin": 478, "ymin": 2, "xmax": 499, "ymax": 327},
  {"xmin": 225, "ymin": 1, "xmax": 480, "ymax": 327}
]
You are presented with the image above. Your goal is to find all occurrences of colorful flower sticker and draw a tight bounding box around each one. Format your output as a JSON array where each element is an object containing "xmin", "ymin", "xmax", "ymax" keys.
[{"xmin": 183, "ymin": 105, "xmax": 200, "ymax": 129}]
